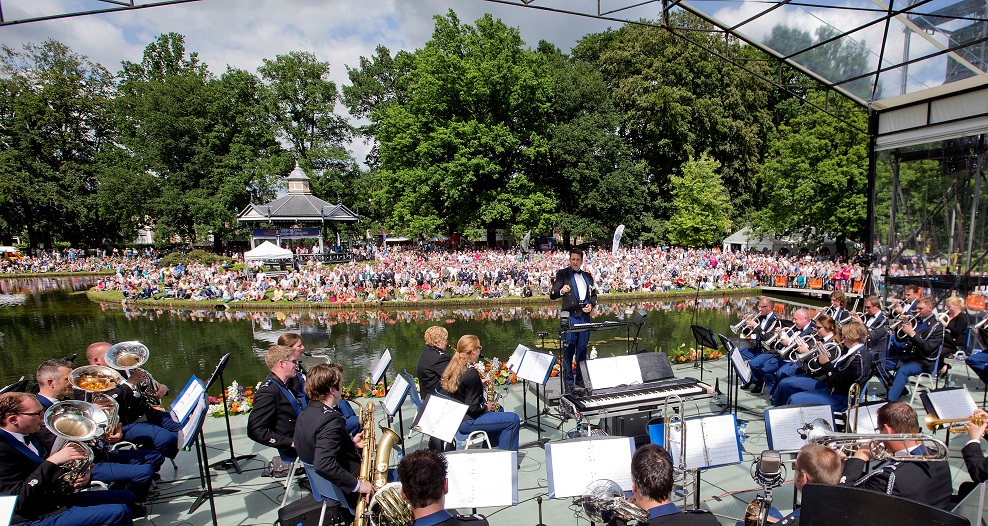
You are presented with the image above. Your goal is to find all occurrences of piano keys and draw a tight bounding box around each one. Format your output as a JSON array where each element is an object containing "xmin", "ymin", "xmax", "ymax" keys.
[
  {"xmin": 560, "ymin": 377, "xmax": 714, "ymax": 421},
  {"xmin": 559, "ymin": 320, "xmax": 630, "ymax": 334}
]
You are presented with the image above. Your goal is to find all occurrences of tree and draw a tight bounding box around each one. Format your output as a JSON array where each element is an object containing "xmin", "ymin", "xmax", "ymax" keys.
[
  {"xmin": 764, "ymin": 25, "xmax": 876, "ymax": 102},
  {"xmin": 667, "ymin": 154, "xmax": 733, "ymax": 247},
  {"xmin": 0, "ymin": 40, "xmax": 117, "ymax": 247},
  {"xmin": 751, "ymin": 94, "xmax": 869, "ymax": 254},
  {"xmin": 115, "ymin": 33, "xmax": 283, "ymax": 248},
  {"xmin": 368, "ymin": 11, "xmax": 556, "ymax": 241}
]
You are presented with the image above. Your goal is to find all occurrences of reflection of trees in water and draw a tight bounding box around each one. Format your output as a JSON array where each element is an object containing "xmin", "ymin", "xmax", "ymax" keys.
[
  {"xmin": 0, "ymin": 277, "xmax": 96, "ymax": 295},
  {"xmin": 103, "ymin": 296, "xmax": 782, "ymax": 332}
]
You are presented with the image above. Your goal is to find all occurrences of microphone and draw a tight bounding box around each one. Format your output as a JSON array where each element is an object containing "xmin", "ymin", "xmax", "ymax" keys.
[{"xmin": 751, "ymin": 450, "xmax": 785, "ymax": 489}]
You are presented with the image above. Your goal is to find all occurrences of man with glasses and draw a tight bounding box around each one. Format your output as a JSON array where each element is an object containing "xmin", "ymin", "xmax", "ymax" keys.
[
  {"xmin": 850, "ymin": 295, "xmax": 890, "ymax": 378},
  {"xmin": 0, "ymin": 392, "xmax": 136, "ymax": 525},
  {"xmin": 248, "ymin": 345, "xmax": 307, "ymax": 461},
  {"xmin": 741, "ymin": 298, "xmax": 781, "ymax": 394},
  {"xmin": 751, "ymin": 308, "xmax": 814, "ymax": 395}
]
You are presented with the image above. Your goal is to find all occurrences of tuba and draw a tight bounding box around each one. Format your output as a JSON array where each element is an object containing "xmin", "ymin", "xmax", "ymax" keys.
[
  {"xmin": 44, "ymin": 400, "xmax": 108, "ymax": 484},
  {"xmin": 104, "ymin": 341, "xmax": 161, "ymax": 406},
  {"xmin": 575, "ymin": 479, "xmax": 648, "ymax": 524},
  {"xmin": 354, "ymin": 401, "xmax": 405, "ymax": 526}
]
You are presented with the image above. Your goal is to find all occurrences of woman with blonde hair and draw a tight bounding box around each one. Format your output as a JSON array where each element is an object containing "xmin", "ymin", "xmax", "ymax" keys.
[
  {"xmin": 440, "ymin": 335, "xmax": 519, "ymax": 451},
  {"xmin": 941, "ymin": 295, "xmax": 970, "ymax": 374}
]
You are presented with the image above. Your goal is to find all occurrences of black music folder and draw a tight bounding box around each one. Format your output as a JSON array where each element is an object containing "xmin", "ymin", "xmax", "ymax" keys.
[{"xmin": 579, "ymin": 352, "xmax": 674, "ymax": 393}]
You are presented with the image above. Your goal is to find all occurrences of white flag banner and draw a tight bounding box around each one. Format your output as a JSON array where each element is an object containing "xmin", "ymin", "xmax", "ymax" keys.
[{"xmin": 611, "ymin": 224, "xmax": 625, "ymax": 255}]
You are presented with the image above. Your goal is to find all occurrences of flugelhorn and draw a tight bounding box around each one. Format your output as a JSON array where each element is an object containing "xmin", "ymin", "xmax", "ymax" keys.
[
  {"xmin": 797, "ymin": 340, "xmax": 843, "ymax": 374},
  {"xmin": 104, "ymin": 341, "xmax": 162, "ymax": 406},
  {"xmin": 798, "ymin": 418, "xmax": 948, "ymax": 461},
  {"xmin": 731, "ymin": 313, "xmax": 757, "ymax": 338},
  {"xmin": 780, "ymin": 334, "xmax": 817, "ymax": 363},
  {"xmin": 575, "ymin": 479, "xmax": 648, "ymax": 524},
  {"xmin": 924, "ymin": 415, "xmax": 988, "ymax": 434}
]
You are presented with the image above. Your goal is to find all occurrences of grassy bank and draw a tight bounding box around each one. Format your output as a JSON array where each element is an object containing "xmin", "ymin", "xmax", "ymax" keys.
[{"xmin": 86, "ymin": 286, "xmax": 760, "ymax": 312}]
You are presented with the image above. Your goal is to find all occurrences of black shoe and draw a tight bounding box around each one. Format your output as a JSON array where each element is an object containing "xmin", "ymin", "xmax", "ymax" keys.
[
  {"xmin": 131, "ymin": 504, "xmax": 148, "ymax": 519},
  {"xmin": 750, "ymin": 383, "xmax": 764, "ymax": 394},
  {"xmin": 740, "ymin": 383, "xmax": 752, "ymax": 391}
]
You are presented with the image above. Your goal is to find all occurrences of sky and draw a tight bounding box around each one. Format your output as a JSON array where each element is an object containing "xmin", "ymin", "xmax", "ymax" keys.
[{"xmin": 0, "ymin": 0, "xmax": 619, "ymax": 163}]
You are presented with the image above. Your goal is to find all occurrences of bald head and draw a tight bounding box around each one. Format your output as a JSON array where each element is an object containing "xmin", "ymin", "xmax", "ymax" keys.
[{"xmin": 86, "ymin": 342, "xmax": 111, "ymax": 366}]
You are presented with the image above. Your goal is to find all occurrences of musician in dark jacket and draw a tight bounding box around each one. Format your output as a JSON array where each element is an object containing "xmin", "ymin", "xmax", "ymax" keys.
[
  {"xmin": 0, "ymin": 392, "xmax": 135, "ymax": 525},
  {"xmin": 940, "ymin": 296, "xmax": 970, "ymax": 372},
  {"xmin": 248, "ymin": 345, "xmax": 307, "ymax": 461},
  {"xmin": 954, "ymin": 408, "xmax": 988, "ymax": 500},
  {"xmin": 840, "ymin": 402, "xmax": 952, "ymax": 510},
  {"xmin": 398, "ymin": 449, "xmax": 489, "ymax": 526},
  {"xmin": 440, "ymin": 335, "xmax": 519, "ymax": 451},
  {"xmin": 550, "ymin": 249, "xmax": 597, "ymax": 388},
  {"xmin": 417, "ymin": 326, "xmax": 451, "ymax": 399},
  {"xmin": 294, "ymin": 363, "xmax": 373, "ymax": 510},
  {"xmin": 885, "ymin": 296, "xmax": 944, "ymax": 401},
  {"xmin": 622, "ymin": 444, "xmax": 718, "ymax": 525},
  {"xmin": 784, "ymin": 321, "xmax": 871, "ymax": 409}
]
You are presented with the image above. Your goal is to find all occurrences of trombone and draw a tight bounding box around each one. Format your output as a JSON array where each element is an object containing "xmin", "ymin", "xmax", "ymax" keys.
[
  {"xmin": 798, "ymin": 418, "xmax": 948, "ymax": 461},
  {"xmin": 662, "ymin": 394, "xmax": 697, "ymax": 510}
]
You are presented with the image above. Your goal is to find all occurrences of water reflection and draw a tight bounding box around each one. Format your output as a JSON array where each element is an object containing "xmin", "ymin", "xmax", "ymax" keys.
[{"xmin": 0, "ymin": 277, "xmax": 810, "ymax": 399}]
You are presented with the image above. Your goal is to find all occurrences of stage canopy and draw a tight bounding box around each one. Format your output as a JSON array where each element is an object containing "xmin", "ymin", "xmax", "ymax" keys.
[{"xmin": 243, "ymin": 241, "xmax": 293, "ymax": 261}]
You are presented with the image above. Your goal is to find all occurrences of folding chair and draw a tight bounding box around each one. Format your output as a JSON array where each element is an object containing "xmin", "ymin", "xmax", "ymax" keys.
[{"xmin": 301, "ymin": 461, "xmax": 354, "ymax": 526}]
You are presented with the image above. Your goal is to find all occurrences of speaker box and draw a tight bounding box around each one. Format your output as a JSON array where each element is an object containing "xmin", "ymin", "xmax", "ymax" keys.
[{"xmin": 278, "ymin": 495, "xmax": 346, "ymax": 526}]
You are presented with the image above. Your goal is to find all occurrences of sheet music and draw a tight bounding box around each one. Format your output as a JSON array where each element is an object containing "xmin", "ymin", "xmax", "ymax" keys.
[
  {"xmin": 927, "ymin": 389, "xmax": 978, "ymax": 420},
  {"xmin": 506, "ymin": 344, "xmax": 529, "ymax": 372},
  {"xmin": 667, "ymin": 414, "xmax": 742, "ymax": 469},
  {"xmin": 382, "ymin": 374, "xmax": 410, "ymax": 416},
  {"xmin": 584, "ymin": 355, "xmax": 643, "ymax": 390},
  {"xmin": 853, "ymin": 403, "xmax": 885, "ymax": 434},
  {"xmin": 546, "ymin": 436, "xmax": 635, "ymax": 498},
  {"xmin": 370, "ymin": 349, "xmax": 392, "ymax": 385},
  {"xmin": 731, "ymin": 348, "xmax": 752, "ymax": 384},
  {"xmin": 444, "ymin": 450, "xmax": 518, "ymax": 508},
  {"xmin": 516, "ymin": 350, "xmax": 555, "ymax": 385},
  {"xmin": 765, "ymin": 405, "xmax": 834, "ymax": 451},
  {"xmin": 177, "ymin": 394, "xmax": 207, "ymax": 450},
  {"xmin": 412, "ymin": 396, "xmax": 468, "ymax": 443},
  {"xmin": 169, "ymin": 376, "xmax": 205, "ymax": 424},
  {"xmin": 0, "ymin": 495, "xmax": 14, "ymax": 526}
]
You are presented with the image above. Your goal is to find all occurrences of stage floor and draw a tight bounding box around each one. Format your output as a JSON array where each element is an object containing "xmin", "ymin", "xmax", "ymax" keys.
[{"xmin": 148, "ymin": 354, "xmax": 986, "ymax": 525}]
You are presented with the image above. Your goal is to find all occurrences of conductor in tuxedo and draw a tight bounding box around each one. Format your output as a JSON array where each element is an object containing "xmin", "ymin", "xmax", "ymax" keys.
[
  {"xmin": 294, "ymin": 362, "xmax": 374, "ymax": 511},
  {"xmin": 550, "ymin": 249, "xmax": 598, "ymax": 388}
]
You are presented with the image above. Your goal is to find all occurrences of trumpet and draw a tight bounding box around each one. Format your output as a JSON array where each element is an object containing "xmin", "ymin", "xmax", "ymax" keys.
[
  {"xmin": 973, "ymin": 315, "xmax": 988, "ymax": 331},
  {"xmin": 924, "ymin": 415, "xmax": 988, "ymax": 434},
  {"xmin": 731, "ymin": 313, "xmax": 757, "ymax": 338},
  {"xmin": 798, "ymin": 418, "xmax": 948, "ymax": 461},
  {"xmin": 575, "ymin": 479, "xmax": 648, "ymax": 524}
]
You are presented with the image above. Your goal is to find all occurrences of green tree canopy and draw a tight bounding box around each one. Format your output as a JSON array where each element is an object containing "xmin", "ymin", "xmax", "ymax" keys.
[{"xmin": 667, "ymin": 153, "xmax": 733, "ymax": 247}]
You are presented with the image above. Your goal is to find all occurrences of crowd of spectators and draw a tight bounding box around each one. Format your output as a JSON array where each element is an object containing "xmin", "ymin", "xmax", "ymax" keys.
[{"xmin": 2, "ymin": 244, "xmax": 946, "ymax": 305}]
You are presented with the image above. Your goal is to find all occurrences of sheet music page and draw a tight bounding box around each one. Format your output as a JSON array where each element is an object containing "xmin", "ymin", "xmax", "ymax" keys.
[
  {"xmin": 584, "ymin": 355, "xmax": 643, "ymax": 390},
  {"xmin": 546, "ymin": 437, "xmax": 635, "ymax": 498},
  {"xmin": 382, "ymin": 374, "xmax": 409, "ymax": 416},
  {"xmin": 412, "ymin": 396, "xmax": 468, "ymax": 443},
  {"xmin": 667, "ymin": 415, "xmax": 741, "ymax": 469},
  {"xmin": 506, "ymin": 344, "xmax": 529, "ymax": 373},
  {"xmin": 765, "ymin": 405, "xmax": 833, "ymax": 450},
  {"xmin": 169, "ymin": 376, "xmax": 205, "ymax": 424},
  {"xmin": 444, "ymin": 450, "xmax": 518, "ymax": 508},
  {"xmin": 853, "ymin": 403, "xmax": 885, "ymax": 434},
  {"xmin": 370, "ymin": 349, "xmax": 392, "ymax": 385},
  {"xmin": 0, "ymin": 495, "xmax": 14, "ymax": 526},
  {"xmin": 177, "ymin": 394, "xmax": 206, "ymax": 450},
  {"xmin": 516, "ymin": 350, "xmax": 555, "ymax": 385},
  {"xmin": 731, "ymin": 348, "xmax": 752, "ymax": 384},
  {"xmin": 927, "ymin": 389, "xmax": 978, "ymax": 420}
]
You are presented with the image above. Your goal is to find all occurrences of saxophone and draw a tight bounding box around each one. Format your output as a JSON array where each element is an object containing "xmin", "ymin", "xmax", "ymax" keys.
[
  {"xmin": 475, "ymin": 358, "xmax": 502, "ymax": 411},
  {"xmin": 354, "ymin": 402, "xmax": 408, "ymax": 526}
]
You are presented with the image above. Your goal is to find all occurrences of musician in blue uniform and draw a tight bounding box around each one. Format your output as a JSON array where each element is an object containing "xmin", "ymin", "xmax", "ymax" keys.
[
  {"xmin": 550, "ymin": 249, "xmax": 598, "ymax": 389},
  {"xmin": 279, "ymin": 332, "xmax": 358, "ymax": 436},
  {"xmin": 627, "ymin": 444, "xmax": 718, "ymax": 525},
  {"xmin": 398, "ymin": 449, "xmax": 489, "ymax": 526},
  {"xmin": 248, "ymin": 345, "xmax": 307, "ymax": 461},
  {"xmin": 883, "ymin": 296, "xmax": 943, "ymax": 402},
  {"xmin": 784, "ymin": 321, "xmax": 871, "ymax": 409}
]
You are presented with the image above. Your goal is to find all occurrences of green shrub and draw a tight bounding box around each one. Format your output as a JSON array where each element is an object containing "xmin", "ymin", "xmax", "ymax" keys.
[{"xmin": 159, "ymin": 249, "xmax": 234, "ymax": 267}]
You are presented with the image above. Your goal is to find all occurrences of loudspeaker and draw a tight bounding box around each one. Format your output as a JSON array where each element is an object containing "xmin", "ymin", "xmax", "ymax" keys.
[{"xmin": 278, "ymin": 495, "xmax": 346, "ymax": 526}]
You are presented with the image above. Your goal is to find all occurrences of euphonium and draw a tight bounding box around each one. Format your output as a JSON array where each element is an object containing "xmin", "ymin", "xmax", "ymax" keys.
[
  {"xmin": 45, "ymin": 400, "xmax": 108, "ymax": 484},
  {"xmin": 104, "ymin": 341, "xmax": 162, "ymax": 406},
  {"xmin": 575, "ymin": 479, "xmax": 648, "ymax": 524},
  {"xmin": 798, "ymin": 418, "xmax": 948, "ymax": 461},
  {"xmin": 368, "ymin": 482, "xmax": 413, "ymax": 526}
]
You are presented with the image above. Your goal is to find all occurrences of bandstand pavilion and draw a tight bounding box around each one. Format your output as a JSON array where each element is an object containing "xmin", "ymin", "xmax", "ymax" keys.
[{"xmin": 237, "ymin": 163, "xmax": 359, "ymax": 262}]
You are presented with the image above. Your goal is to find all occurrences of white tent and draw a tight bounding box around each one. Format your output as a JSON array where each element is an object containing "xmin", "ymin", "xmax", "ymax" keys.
[{"xmin": 244, "ymin": 241, "xmax": 293, "ymax": 261}]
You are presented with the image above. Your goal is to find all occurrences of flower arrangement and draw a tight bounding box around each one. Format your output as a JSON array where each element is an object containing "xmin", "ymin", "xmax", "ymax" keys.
[
  {"xmin": 208, "ymin": 380, "xmax": 256, "ymax": 418},
  {"xmin": 481, "ymin": 359, "xmax": 517, "ymax": 386},
  {"xmin": 662, "ymin": 343, "xmax": 722, "ymax": 363}
]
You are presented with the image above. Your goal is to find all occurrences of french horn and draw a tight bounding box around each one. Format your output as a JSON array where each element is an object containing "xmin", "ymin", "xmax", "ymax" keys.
[
  {"xmin": 104, "ymin": 341, "xmax": 162, "ymax": 406},
  {"xmin": 368, "ymin": 482, "xmax": 413, "ymax": 526}
]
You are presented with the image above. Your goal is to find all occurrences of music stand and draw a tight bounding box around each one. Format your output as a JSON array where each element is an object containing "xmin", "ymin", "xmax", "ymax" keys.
[
  {"xmin": 369, "ymin": 349, "xmax": 402, "ymax": 438},
  {"xmin": 513, "ymin": 346, "xmax": 556, "ymax": 449},
  {"xmin": 718, "ymin": 334, "xmax": 758, "ymax": 418},
  {"xmin": 204, "ymin": 353, "xmax": 256, "ymax": 474},
  {"xmin": 690, "ymin": 325, "xmax": 717, "ymax": 382},
  {"xmin": 800, "ymin": 484, "xmax": 968, "ymax": 526},
  {"xmin": 181, "ymin": 393, "xmax": 221, "ymax": 526},
  {"xmin": 380, "ymin": 373, "xmax": 411, "ymax": 440}
]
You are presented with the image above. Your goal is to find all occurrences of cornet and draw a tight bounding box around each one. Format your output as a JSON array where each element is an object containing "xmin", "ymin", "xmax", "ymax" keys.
[
  {"xmin": 731, "ymin": 313, "xmax": 757, "ymax": 338},
  {"xmin": 798, "ymin": 418, "xmax": 948, "ymax": 461},
  {"xmin": 889, "ymin": 312, "xmax": 918, "ymax": 340},
  {"xmin": 924, "ymin": 415, "xmax": 988, "ymax": 434}
]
